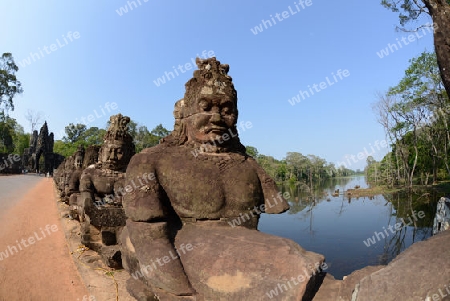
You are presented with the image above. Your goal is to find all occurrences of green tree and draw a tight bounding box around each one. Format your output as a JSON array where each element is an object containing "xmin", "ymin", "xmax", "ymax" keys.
[
  {"xmin": 245, "ymin": 145, "xmax": 259, "ymax": 157},
  {"xmin": 63, "ymin": 123, "xmax": 87, "ymax": 143},
  {"xmin": 275, "ymin": 160, "xmax": 287, "ymax": 182},
  {"xmin": 53, "ymin": 140, "xmax": 78, "ymax": 158},
  {"xmin": 13, "ymin": 132, "xmax": 29, "ymax": 155},
  {"xmin": 151, "ymin": 123, "xmax": 170, "ymax": 138},
  {"xmin": 133, "ymin": 124, "xmax": 171, "ymax": 153},
  {"xmin": 127, "ymin": 120, "xmax": 138, "ymax": 138},
  {"xmin": 106, "ymin": 119, "xmax": 170, "ymax": 153},
  {"xmin": 0, "ymin": 53, "xmax": 23, "ymax": 112},
  {"xmin": 82, "ymin": 127, "xmax": 106, "ymax": 145},
  {"xmin": 134, "ymin": 125, "xmax": 153, "ymax": 153},
  {"xmin": 55, "ymin": 124, "xmax": 105, "ymax": 157},
  {"xmin": 0, "ymin": 112, "xmax": 23, "ymax": 153},
  {"xmin": 373, "ymin": 51, "xmax": 450, "ymax": 187},
  {"xmin": 381, "ymin": 0, "xmax": 450, "ymax": 97},
  {"xmin": 387, "ymin": 51, "xmax": 449, "ymax": 186},
  {"xmin": 0, "ymin": 116, "xmax": 14, "ymax": 152}
]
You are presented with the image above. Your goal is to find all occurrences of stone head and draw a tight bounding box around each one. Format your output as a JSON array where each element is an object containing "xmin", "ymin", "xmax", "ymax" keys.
[
  {"xmin": 99, "ymin": 114, "xmax": 135, "ymax": 171},
  {"xmin": 73, "ymin": 145, "xmax": 85, "ymax": 169},
  {"xmin": 83, "ymin": 145, "xmax": 100, "ymax": 168},
  {"xmin": 166, "ymin": 57, "xmax": 245, "ymax": 153},
  {"xmin": 64, "ymin": 156, "xmax": 74, "ymax": 171}
]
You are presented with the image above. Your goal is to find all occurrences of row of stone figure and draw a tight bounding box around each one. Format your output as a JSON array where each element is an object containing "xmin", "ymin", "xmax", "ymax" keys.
[
  {"xmin": 53, "ymin": 114, "xmax": 133, "ymax": 269},
  {"xmin": 53, "ymin": 57, "xmax": 327, "ymax": 301}
]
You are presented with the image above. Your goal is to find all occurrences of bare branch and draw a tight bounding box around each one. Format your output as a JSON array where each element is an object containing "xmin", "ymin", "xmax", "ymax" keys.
[{"xmin": 25, "ymin": 109, "xmax": 43, "ymax": 133}]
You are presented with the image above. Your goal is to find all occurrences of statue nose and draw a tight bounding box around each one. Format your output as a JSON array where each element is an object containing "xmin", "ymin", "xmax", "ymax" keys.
[{"xmin": 210, "ymin": 112, "xmax": 222, "ymax": 123}]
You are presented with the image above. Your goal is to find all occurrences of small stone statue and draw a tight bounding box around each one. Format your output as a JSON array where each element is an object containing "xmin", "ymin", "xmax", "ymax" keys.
[
  {"xmin": 79, "ymin": 114, "xmax": 135, "ymax": 268},
  {"xmin": 54, "ymin": 155, "xmax": 75, "ymax": 203},
  {"xmin": 68, "ymin": 145, "xmax": 100, "ymax": 219}
]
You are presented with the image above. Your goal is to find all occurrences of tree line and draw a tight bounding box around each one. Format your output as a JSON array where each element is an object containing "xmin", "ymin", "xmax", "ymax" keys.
[
  {"xmin": 53, "ymin": 121, "xmax": 170, "ymax": 158},
  {"xmin": 369, "ymin": 51, "xmax": 449, "ymax": 188},
  {"xmin": 2, "ymin": 111, "xmax": 359, "ymax": 184},
  {"xmin": 246, "ymin": 146, "xmax": 357, "ymax": 186}
]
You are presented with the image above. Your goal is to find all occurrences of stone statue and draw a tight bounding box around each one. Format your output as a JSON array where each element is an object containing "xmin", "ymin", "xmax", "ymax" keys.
[
  {"xmin": 79, "ymin": 114, "xmax": 135, "ymax": 268},
  {"xmin": 36, "ymin": 122, "xmax": 55, "ymax": 174},
  {"xmin": 23, "ymin": 123, "xmax": 60, "ymax": 174},
  {"xmin": 54, "ymin": 145, "xmax": 98, "ymax": 209},
  {"xmin": 83, "ymin": 145, "xmax": 101, "ymax": 168},
  {"xmin": 66, "ymin": 145, "xmax": 85, "ymax": 195},
  {"xmin": 121, "ymin": 57, "xmax": 325, "ymax": 300},
  {"xmin": 54, "ymin": 156, "xmax": 75, "ymax": 202},
  {"xmin": 68, "ymin": 145, "xmax": 100, "ymax": 219}
]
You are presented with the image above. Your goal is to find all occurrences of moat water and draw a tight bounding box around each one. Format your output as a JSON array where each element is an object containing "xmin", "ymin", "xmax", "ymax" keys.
[{"xmin": 258, "ymin": 175, "xmax": 438, "ymax": 279}]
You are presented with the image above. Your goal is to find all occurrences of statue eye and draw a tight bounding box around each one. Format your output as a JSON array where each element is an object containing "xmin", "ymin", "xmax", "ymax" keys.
[
  {"xmin": 199, "ymin": 100, "xmax": 210, "ymax": 111},
  {"xmin": 222, "ymin": 105, "xmax": 233, "ymax": 115}
]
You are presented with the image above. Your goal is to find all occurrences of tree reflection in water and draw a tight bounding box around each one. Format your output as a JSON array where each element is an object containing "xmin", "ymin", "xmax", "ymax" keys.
[{"xmin": 267, "ymin": 176, "xmax": 439, "ymax": 278}]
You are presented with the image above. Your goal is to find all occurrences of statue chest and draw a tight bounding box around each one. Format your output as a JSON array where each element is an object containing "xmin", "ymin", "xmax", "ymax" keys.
[
  {"xmin": 158, "ymin": 154, "xmax": 263, "ymax": 217},
  {"xmin": 91, "ymin": 172, "xmax": 125, "ymax": 195}
]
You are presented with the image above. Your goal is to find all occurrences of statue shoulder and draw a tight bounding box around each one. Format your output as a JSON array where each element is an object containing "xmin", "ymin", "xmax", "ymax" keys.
[
  {"xmin": 130, "ymin": 144, "xmax": 171, "ymax": 164},
  {"xmin": 139, "ymin": 144, "xmax": 167, "ymax": 155}
]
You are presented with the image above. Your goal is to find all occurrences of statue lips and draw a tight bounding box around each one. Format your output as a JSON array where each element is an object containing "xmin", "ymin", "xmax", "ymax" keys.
[
  {"xmin": 206, "ymin": 126, "xmax": 227, "ymax": 135},
  {"xmin": 105, "ymin": 160, "xmax": 117, "ymax": 168}
]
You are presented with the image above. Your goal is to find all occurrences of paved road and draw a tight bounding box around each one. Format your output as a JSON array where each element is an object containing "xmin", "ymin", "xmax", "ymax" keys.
[{"xmin": 0, "ymin": 174, "xmax": 45, "ymax": 221}]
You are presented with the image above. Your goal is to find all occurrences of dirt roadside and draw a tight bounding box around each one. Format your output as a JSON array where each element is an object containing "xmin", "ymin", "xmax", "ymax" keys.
[
  {"xmin": 0, "ymin": 177, "xmax": 134, "ymax": 301},
  {"xmin": 0, "ymin": 177, "xmax": 90, "ymax": 300}
]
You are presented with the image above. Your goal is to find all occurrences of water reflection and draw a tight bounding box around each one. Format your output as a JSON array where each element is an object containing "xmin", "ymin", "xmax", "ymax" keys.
[{"xmin": 258, "ymin": 176, "xmax": 437, "ymax": 279}]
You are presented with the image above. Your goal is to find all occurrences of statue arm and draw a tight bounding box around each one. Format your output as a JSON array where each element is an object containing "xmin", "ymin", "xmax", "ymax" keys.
[
  {"xmin": 122, "ymin": 156, "xmax": 194, "ymax": 295},
  {"xmin": 67, "ymin": 171, "xmax": 80, "ymax": 195},
  {"xmin": 79, "ymin": 170, "xmax": 96, "ymax": 211},
  {"xmin": 122, "ymin": 167, "xmax": 166, "ymax": 221},
  {"xmin": 248, "ymin": 157, "xmax": 290, "ymax": 214}
]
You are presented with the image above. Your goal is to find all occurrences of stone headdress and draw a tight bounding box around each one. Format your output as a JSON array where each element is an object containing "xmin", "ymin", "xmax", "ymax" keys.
[
  {"xmin": 74, "ymin": 145, "xmax": 85, "ymax": 159},
  {"xmin": 104, "ymin": 114, "xmax": 134, "ymax": 146},
  {"xmin": 98, "ymin": 114, "xmax": 135, "ymax": 168}
]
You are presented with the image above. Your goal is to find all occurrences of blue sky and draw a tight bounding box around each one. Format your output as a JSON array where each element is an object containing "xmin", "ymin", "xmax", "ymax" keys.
[{"xmin": 0, "ymin": 0, "xmax": 435, "ymax": 170}]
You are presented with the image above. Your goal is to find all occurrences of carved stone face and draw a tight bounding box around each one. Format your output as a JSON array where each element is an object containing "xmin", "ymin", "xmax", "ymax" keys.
[
  {"xmin": 100, "ymin": 142, "xmax": 129, "ymax": 170},
  {"xmin": 64, "ymin": 157, "xmax": 73, "ymax": 170},
  {"xmin": 185, "ymin": 94, "xmax": 237, "ymax": 144},
  {"xmin": 74, "ymin": 154, "xmax": 83, "ymax": 169}
]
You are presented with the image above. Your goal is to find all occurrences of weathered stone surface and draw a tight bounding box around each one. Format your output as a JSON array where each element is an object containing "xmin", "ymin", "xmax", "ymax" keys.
[
  {"xmin": 433, "ymin": 197, "xmax": 450, "ymax": 235},
  {"xmin": 100, "ymin": 245, "xmax": 123, "ymax": 269},
  {"xmin": 0, "ymin": 153, "xmax": 22, "ymax": 174},
  {"xmin": 126, "ymin": 277, "xmax": 159, "ymax": 301},
  {"xmin": 339, "ymin": 266, "xmax": 384, "ymax": 300},
  {"xmin": 351, "ymin": 229, "xmax": 450, "ymax": 301},
  {"xmin": 85, "ymin": 204, "xmax": 127, "ymax": 227},
  {"xmin": 83, "ymin": 145, "xmax": 100, "ymax": 168},
  {"xmin": 22, "ymin": 130, "xmax": 38, "ymax": 172},
  {"xmin": 68, "ymin": 193, "xmax": 80, "ymax": 219},
  {"xmin": 176, "ymin": 222, "xmax": 325, "ymax": 300},
  {"xmin": 313, "ymin": 266, "xmax": 385, "ymax": 301},
  {"xmin": 121, "ymin": 57, "xmax": 323, "ymax": 300},
  {"xmin": 54, "ymin": 155, "xmax": 75, "ymax": 202},
  {"xmin": 122, "ymin": 221, "xmax": 194, "ymax": 295},
  {"xmin": 22, "ymin": 121, "xmax": 60, "ymax": 174},
  {"xmin": 126, "ymin": 277, "xmax": 198, "ymax": 301},
  {"xmin": 79, "ymin": 113, "xmax": 135, "ymax": 268},
  {"xmin": 53, "ymin": 145, "xmax": 85, "ymax": 205},
  {"xmin": 55, "ymin": 145, "xmax": 99, "ymax": 212},
  {"xmin": 311, "ymin": 274, "xmax": 341, "ymax": 301}
]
